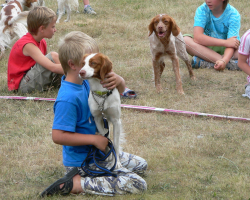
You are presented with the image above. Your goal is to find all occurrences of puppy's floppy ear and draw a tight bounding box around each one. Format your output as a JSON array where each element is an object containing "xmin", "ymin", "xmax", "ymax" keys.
[
  {"xmin": 100, "ymin": 54, "xmax": 112, "ymax": 81},
  {"xmin": 169, "ymin": 16, "xmax": 180, "ymax": 36},
  {"xmin": 148, "ymin": 17, "xmax": 156, "ymax": 36}
]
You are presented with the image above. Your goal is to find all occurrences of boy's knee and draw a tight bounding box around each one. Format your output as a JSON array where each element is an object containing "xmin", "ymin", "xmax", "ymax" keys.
[
  {"xmin": 134, "ymin": 178, "xmax": 147, "ymax": 193},
  {"xmin": 50, "ymin": 52, "xmax": 60, "ymax": 64},
  {"xmin": 50, "ymin": 51, "xmax": 59, "ymax": 59}
]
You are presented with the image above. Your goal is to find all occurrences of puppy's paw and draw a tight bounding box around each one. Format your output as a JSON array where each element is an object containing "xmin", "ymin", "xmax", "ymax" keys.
[
  {"xmin": 177, "ymin": 88, "xmax": 185, "ymax": 95},
  {"xmin": 156, "ymin": 85, "xmax": 162, "ymax": 93},
  {"xmin": 191, "ymin": 75, "xmax": 196, "ymax": 81}
]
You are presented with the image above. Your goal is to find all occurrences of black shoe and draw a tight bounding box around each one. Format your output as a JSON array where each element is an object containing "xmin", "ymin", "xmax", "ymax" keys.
[{"xmin": 40, "ymin": 167, "xmax": 79, "ymax": 197}]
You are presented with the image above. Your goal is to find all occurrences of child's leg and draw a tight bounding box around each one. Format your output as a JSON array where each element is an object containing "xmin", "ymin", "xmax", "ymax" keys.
[
  {"xmin": 66, "ymin": 166, "xmax": 147, "ymax": 195},
  {"xmin": 19, "ymin": 53, "xmax": 61, "ymax": 93},
  {"xmin": 119, "ymin": 152, "xmax": 147, "ymax": 175},
  {"xmin": 184, "ymin": 36, "xmax": 222, "ymax": 63},
  {"xmin": 232, "ymin": 49, "xmax": 238, "ymax": 60},
  {"xmin": 50, "ymin": 52, "xmax": 60, "ymax": 64}
]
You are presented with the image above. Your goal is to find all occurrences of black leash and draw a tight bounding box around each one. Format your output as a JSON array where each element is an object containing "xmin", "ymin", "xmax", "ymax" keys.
[{"xmin": 81, "ymin": 101, "xmax": 118, "ymax": 177}]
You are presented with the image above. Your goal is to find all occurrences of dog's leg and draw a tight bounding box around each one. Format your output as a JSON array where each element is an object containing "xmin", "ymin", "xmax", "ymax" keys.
[
  {"xmin": 153, "ymin": 59, "xmax": 163, "ymax": 93},
  {"xmin": 105, "ymin": 105, "xmax": 123, "ymax": 169},
  {"xmin": 0, "ymin": 44, "xmax": 5, "ymax": 60},
  {"xmin": 178, "ymin": 50, "xmax": 195, "ymax": 80},
  {"xmin": 171, "ymin": 56, "xmax": 184, "ymax": 94},
  {"xmin": 64, "ymin": 4, "xmax": 71, "ymax": 22},
  {"xmin": 56, "ymin": 3, "xmax": 64, "ymax": 23},
  {"xmin": 184, "ymin": 58, "xmax": 196, "ymax": 80},
  {"xmin": 159, "ymin": 61, "xmax": 165, "ymax": 77},
  {"xmin": 110, "ymin": 118, "xmax": 122, "ymax": 169},
  {"xmin": 92, "ymin": 114, "xmax": 107, "ymax": 136}
]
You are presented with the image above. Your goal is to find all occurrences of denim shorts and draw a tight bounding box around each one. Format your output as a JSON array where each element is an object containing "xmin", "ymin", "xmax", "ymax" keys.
[{"xmin": 19, "ymin": 53, "xmax": 61, "ymax": 93}]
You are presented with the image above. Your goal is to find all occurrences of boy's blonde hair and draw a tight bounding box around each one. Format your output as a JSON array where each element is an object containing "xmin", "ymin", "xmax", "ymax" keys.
[
  {"xmin": 58, "ymin": 31, "xmax": 99, "ymax": 75},
  {"xmin": 27, "ymin": 6, "xmax": 56, "ymax": 35}
]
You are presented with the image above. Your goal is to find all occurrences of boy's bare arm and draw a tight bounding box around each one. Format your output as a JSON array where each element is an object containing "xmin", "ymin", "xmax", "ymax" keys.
[
  {"xmin": 52, "ymin": 129, "xmax": 108, "ymax": 152},
  {"xmin": 23, "ymin": 43, "xmax": 64, "ymax": 74},
  {"xmin": 193, "ymin": 27, "xmax": 239, "ymax": 48}
]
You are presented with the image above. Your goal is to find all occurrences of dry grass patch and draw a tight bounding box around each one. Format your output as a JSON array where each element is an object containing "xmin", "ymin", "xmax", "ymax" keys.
[{"xmin": 0, "ymin": 0, "xmax": 250, "ymax": 199}]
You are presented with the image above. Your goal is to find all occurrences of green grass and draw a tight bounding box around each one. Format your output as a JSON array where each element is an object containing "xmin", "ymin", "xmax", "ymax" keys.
[{"xmin": 1, "ymin": 0, "xmax": 250, "ymax": 199}]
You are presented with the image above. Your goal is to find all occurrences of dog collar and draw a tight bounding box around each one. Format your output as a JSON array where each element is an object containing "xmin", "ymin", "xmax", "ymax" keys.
[
  {"xmin": 94, "ymin": 91, "xmax": 109, "ymax": 96},
  {"xmin": 93, "ymin": 90, "xmax": 113, "ymax": 97}
]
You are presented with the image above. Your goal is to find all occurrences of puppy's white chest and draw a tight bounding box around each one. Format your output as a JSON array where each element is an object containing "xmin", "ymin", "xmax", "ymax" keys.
[{"xmin": 88, "ymin": 88, "xmax": 120, "ymax": 114}]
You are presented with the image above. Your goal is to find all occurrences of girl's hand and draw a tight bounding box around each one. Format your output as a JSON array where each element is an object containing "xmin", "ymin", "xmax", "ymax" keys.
[
  {"xmin": 214, "ymin": 59, "xmax": 226, "ymax": 71},
  {"xmin": 101, "ymin": 71, "xmax": 118, "ymax": 90}
]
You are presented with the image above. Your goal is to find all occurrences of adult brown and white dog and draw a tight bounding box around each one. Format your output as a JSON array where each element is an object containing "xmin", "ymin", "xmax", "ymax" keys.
[
  {"xmin": 0, "ymin": 0, "xmax": 37, "ymax": 59},
  {"xmin": 56, "ymin": 0, "xmax": 79, "ymax": 23},
  {"xmin": 79, "ymin": 53, "xmax": 124, "ymax": 168},
  {"xmin": 148, "ymin": 14, "xmax": 195, "ymax": 94}
]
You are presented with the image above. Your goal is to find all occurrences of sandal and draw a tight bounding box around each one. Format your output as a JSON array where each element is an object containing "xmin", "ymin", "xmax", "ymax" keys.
[
  {"xmin": 120, "ymin": 87, "xmax": 137, "ymax": 99},
  {"xmin": 40, "ymin": 167, "xmax": 79, "ymax": 197}
]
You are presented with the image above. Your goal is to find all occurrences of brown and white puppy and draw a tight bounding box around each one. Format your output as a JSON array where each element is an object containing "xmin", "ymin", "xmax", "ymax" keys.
[
  {"xmin": 79, "ymin": 53, "xmax": 124, "ymax": 169},
  {"xmin": 0, "ymin": 0, "xmax": 37, "ymax": 59},
  {"xmin": 149, "ymin": 14, "xmax": 195, "ymax": 94}
]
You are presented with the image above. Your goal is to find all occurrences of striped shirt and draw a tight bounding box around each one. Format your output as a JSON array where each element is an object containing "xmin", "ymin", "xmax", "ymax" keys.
[{"xmin": 239, "ymin": 29, "xmax": 250, "ymax": 82}]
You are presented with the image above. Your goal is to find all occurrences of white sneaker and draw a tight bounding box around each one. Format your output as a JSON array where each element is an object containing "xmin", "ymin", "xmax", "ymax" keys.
[
  {"xmin": 242, "ymin": 83, "xmax": 250, "ymax": 99},
  {"xmin": 84, "ymin": 5, "xmax": 96, "ymax": 15}
]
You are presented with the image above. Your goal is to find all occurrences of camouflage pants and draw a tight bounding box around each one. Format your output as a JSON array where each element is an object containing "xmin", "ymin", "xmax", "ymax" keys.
[{"xmin": 65, "ymin": 152, "xmax": 147, "ymax": 196}]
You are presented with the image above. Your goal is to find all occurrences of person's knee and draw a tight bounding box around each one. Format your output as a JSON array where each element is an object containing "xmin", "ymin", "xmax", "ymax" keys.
[
  {"xmin": 50, "ymin": 52, "xmax": 60, "ymax": 63},
  {"xmin": 136, "ymin": 178, "xmax": 147, "ymax": 193}
]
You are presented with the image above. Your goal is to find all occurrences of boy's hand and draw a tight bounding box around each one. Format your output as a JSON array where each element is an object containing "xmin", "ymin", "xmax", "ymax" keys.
[
  {"xmin": 101, "ymin": 71, "xmax": 118, "ymax": 90},
  {"xmin": 226, "ymin": 36, "xmax": 240, "ymax": 49},
  {"xmin": 93, "ymin": 135, "xmax": 109, "ymax": 152}
]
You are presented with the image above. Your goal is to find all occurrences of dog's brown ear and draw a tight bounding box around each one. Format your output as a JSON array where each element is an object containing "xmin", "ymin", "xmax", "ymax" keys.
[
  {"xmin": 170, "ymin": 16, "xmax": 180, "ymax": 36},
  {"xmin": 100, "ymin": 54, "xmax": 112, "ymax": 81},
  {"xmin": 148, "ymin": 17, "xmax": 155, "ymax": 36}
]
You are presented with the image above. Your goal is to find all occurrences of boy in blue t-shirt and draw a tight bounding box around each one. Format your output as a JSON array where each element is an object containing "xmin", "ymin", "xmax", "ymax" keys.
[
  {"xmin": 184, "ymin": 0, "xmax": 241, "ymax": 71},
  {"xmin": 40, "ymin": 31, "xmax": 147, "ymax": 197}
]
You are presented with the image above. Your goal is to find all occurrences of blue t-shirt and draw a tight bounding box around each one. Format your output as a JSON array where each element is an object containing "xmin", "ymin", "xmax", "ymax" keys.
[
  {"xmin": 53, "ymin": 75, "xmax": 96, "ymax": 167},
  {"xmin": 194, "ymin": 3, "xmax": 241, "ymax": 40}
]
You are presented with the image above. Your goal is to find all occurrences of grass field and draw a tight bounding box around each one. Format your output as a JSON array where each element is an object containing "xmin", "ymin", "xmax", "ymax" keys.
[{"xmin": 0, "ymin": 0, "xmax": 250, "ymax": 199}]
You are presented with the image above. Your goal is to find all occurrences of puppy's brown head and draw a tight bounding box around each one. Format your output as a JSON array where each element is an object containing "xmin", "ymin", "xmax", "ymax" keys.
[
  {"xmin": 148, "ymin": 14, "xmax": 180, "ymax": 38},
  {"xmin": 80, "ymin": 53, "xmax": 112, "ymax": 81}
]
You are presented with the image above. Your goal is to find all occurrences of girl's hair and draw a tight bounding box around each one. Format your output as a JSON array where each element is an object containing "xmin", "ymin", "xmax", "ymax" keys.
[
  {"xmin": 223, "ymin": 0, "xmax": 229, "ymax": 10},
  {"xmin": 27, "ymin": 6, "xmax": 56, "ymax": 35},
  {"xmin": 58, "ymin": 31, "xmax": 99, "ymax": 75}
]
